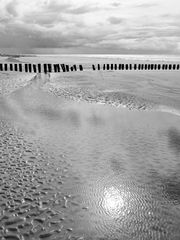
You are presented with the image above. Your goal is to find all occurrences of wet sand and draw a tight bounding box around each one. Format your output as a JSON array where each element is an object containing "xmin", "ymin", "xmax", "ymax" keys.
[
  {"xmin": 0, "ymin": 72, "xmax": 180, "ymax": 239},
  {"xmin": 0, "ymin": 72, "xmax": 35, "ymax": 96},
  {"xmin": 45, "ymin": 70, "xmax": 180, "ymax": 111}
]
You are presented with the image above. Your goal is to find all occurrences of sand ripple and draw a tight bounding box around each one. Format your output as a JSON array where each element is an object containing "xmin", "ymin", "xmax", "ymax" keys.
[
  {"xmin": 0, "ymin": 120, "xmax": 83, "ymax": 240},
  {"xmin": 46, "ymin": 85, "xmax": 156, "ymax": 111}
]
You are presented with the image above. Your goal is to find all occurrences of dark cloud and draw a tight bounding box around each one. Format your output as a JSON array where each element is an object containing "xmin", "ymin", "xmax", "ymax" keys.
[
  {"xmin": 41, "ymin": 1, "xmax": 96, "ymax": 15},
  {"xmin": 108, "ymin": 17, "xmax": 124, "ymax": 25},
  {"xmin": 69, "ymin": 5, "xmax": 98, "ymax": 14},
  {"xmin": 111, "ymin": 1, "xmax": 121, "ymax": 7},
  {"xmin": 1, "ymin": 16, "xmax": 179, "ymax": 55},
  {"xmin": 0, "ymin": 20, "xmax": 108, "ymax": 49},
  {"xmin": 23, "ymin": 12, "xmax": 65, "ymax": 26},
  {"xmin": 0, "ymin": 0, "xmax": 179, "ymax": 54},
  {"xmin": 0, "ymin": 16, "xmax": 12, "ymax": 24},
  {"xmin": 22, "ymin": 2, "xmax": 71, "ymax": 26},
  {"xmin": 135, "ymin": 3, "xmax": 158, "ymax": 8},
  {"xmin": 161, "ymin": 14, "xmax": 180, "ymax": 28},
  {"xmin": 6, "ymin": 0, "xmax": 18, "ymax": 17},
  {"xmin": 22, "ymin": 2, "xmax": 97, "ymax": 27},
  {"xmin": 44, "ymin": 0, "xmax": 71, "ymax": 12}
]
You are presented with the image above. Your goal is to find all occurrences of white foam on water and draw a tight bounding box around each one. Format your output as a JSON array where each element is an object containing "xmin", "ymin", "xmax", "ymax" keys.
[
  {"xmin": 34, "ymin": 54, "xmax": 180, "ymax": 62},
  {"xmin": 157, "ymin": 106, "xmax": 180, "ymax": 117}
]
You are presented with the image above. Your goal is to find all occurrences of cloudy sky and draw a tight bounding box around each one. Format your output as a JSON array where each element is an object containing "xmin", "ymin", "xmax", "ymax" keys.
[{"xmin": 0, "ymin": 0, "xmax": 180, "ymax": 54}]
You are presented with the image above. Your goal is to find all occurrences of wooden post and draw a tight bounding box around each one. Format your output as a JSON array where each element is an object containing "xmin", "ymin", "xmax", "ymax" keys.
[
  {"xmin": 145, "ymin": 64, "xmax": 147, "ymax": 70},
  {"xmin": 103, "ymin": 64, "xmax": 106, "ymax": 70},
  {"xmin": 118, "ymin": 64, "xmax": 121, "ymax": 70},
  {"xmin": 73, "ymin": 65, "xmax": 77, "ymax": 71},
  {"xmin": 56, "ymin": 64, "xmax": 60, "ymax": 72},
  {"xmin": 92, "ymin": 64, "xmax": 96, "ymax": 70},
  {"xmin": 38, "ymin": 64, "xmax": 41, "ymax": 73},
  {"xmin": 66, "ymin": 65, "xmax": 69, "ymax": 72},
  {"xmin": 4, "ymin": 64, "xmax": 8, "ymax": 71},
  {"xmin": 53, "ymin": 64, "xmax": 57, "ymax": 72},
  {"xmin": 158, "ymin": 64, "xmax": 161, "ymax": 70},
  {"xmin": 10, "ymin": 64, "xmax": 13, "ymax": 71},
  {"xmin": 61, "ymin": 64, "xmax": 66, "ymax": 72},
  {"xmin": 14, "ymin": 64, "xmax": 18, "ymax": 71},
  {"xmin": 19, "ymin": 64, "xmax": 22, "ymax": 72},
  {"xmin": 151, "ymin": 64, "xmax": 154, "ymax": 70},
  {"xmin": 79, "ymin": 65, "xmax": 83, "ymax": 71},
  {"xmin": 0, "ymin": 64, "xmax": 3, "ymax": 71},
  {"xmin": 43, "ymin": 64, "xmax": 47, "ymax": 73},
  {"xmin": 138, "ymin": 64, "xmax": 141, "ymax": 70},
  {"xmin": 125, "ymin": 64, "xmax": 128, "ymax": 70},
  {"xmin": 141, "ymin": 64, "xmax": 144, "ymax": 70},
  {"xmin": 115, "ymin": 64, "xmax": 117, "ymax": 70},
  {"xmin": 57, "ymin": 64, "xmax": 60, "ymax": 72},
  {"xmin": 111, "ymin": 64, "xmax": 113, "ymax": 70},
  {"xmin": 148, "ymin": 64, "xmax": 151, "ymax": 70},
  {"xmin": 122, "ymin": 64, "xmax": 124, "ymax": 70},
  {"xmin": 33, "ymin": 64, "xmax": 37, "ymax": 73},
  {"xmin": 134, "ymin": 64, "xmax": 137, "ymax": 70},
  {"xmin": 70, "ymin": 66, "xmax": 74, "ymax": 71},
  {"xmin": 129, "ymin": 64, "xmax": 132, "ymax": 70},
  {"xmin": 48, "ymin": 64, "xmax": 52, "ymax": 72},
  {"xmin": 173, "ymin": 64, "xmax": 176, "ymax": 70},
  {"xmin": 98, "ymin": 64, "xmax": 100, "ymax": 70},
  {"xmin": 177, "ymin": 64, "xmax": 180, "ymax": 70},
  {"xmin": 54, "ymin": 64, "xmax": 57, "ymax": 72},
  {"xmin": 169, "ymin": 64, "xmax": 172, "ymax": 70},
  {"xmin": 28, "ymin": 64, "xmax": 32, "ymax": 72},
  {"xmin": 107, "ymin": 64, "xmax": 110, "ymax": 70},
  {"xmin": 25, "ymin": 64, "xmax": 28, "ymax": 72}
]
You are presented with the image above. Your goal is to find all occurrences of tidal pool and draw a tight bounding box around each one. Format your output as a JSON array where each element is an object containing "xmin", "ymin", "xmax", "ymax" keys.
[{"xmin": 0, "ymin": 79, "xmax": 180, "ymax": 240}]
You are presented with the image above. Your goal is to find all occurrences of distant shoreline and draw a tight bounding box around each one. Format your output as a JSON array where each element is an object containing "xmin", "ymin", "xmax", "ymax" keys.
[{"xmin": 0, "ymin": 53, "xmax": 36, "ymax": 58}]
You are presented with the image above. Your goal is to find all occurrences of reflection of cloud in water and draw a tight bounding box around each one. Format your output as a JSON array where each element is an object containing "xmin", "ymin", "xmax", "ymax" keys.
[
  {"xmin": 150, "ymin": 127, "xmax": 180, "ymax": 203},
  {"xmin": 167, "ymin": 128, "xmax": 180, "ymax": 154},
  {"xmin": 162, "ymin": 175, "xmax": 180, "ymax": 203},
  {"xmin": 33, "ymin": 105, "xmax": 62, "ymax": 120},
  {"xmin": 147, "ymin": 168, "xmax": 180, "ymax": 203},
  {"xmin": 31, "ymin": 106, "xmax": 81, "ymax": 127},
  {"xmin": 110, "ymin": 157, "xmax": 126, "ymax": 175},
  {"xmin": 87, "ymin": 113, "xmax": 105, "ymax": 126},
  {"xmin": 66, "ymin": 110, "xmax": 81, "ymax": 127}
]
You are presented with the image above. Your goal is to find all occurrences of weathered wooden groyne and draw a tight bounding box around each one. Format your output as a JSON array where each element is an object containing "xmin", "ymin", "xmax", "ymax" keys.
[
  {"xmin": 0, "ymin": 63, "xmax": 179, "ymax": 73},
  {"xmin": 0, "ymin": 63, "xmax": 84, "ymax": 73},
  {"xmin": 92, "ymin": 63, "xmax": 180, "ymax": 71}
]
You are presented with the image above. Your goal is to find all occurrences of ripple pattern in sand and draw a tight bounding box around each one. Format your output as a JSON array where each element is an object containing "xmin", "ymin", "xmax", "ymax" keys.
[
  {"xmin": 0, "ymin": 120, "xmax": 84, "ymax": 240},
  {"xmin": 46, "ymin": 85, "xmax": 156, "ymax": 111}
]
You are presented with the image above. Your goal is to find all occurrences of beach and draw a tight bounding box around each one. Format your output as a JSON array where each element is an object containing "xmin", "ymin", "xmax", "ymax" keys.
[{"xmin": 0, "ymin": 55, "xmax": 180, "ymax": 240}]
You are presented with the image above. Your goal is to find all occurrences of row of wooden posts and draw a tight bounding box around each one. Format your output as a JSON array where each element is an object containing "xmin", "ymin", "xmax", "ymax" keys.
[
  {"xmin": 92, "ymin": 63, "xmax": 180, "ymax": 71},
  {"xmin": 0, "ymin": 63, "xmax": 180, "ymax": 73},
  {"xmin": 0, "ymin": 63, "xmax": 83, "ymax": 73}
]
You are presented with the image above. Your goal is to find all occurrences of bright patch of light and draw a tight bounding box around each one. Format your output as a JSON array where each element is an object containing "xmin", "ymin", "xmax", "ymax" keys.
[{"xmin": 102, "ymin": 186, "xmax": 124, "ymax": 217}]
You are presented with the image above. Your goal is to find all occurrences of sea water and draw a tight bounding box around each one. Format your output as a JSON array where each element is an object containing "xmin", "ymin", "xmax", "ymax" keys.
[{"xmin": 0, "ymin": 55, "xmax": 180, "ymax": 239}]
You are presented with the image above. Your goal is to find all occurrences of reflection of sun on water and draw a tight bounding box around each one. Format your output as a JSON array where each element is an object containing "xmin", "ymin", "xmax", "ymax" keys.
[{"xmin": 102, "ymin": 186, "xmax": 125, "ymax": 217}]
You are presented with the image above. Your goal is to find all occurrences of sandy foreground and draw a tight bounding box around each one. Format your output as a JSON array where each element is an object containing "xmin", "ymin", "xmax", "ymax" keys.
[{"xmin": 0, "ymin": 65, "xmax": 180, "ymax": 240}]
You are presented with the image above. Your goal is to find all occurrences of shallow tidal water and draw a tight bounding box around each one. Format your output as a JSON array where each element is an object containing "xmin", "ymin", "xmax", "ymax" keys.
[{"xmin": 0, "ymin": 75, "xmax": 180, "ymax": 240}]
